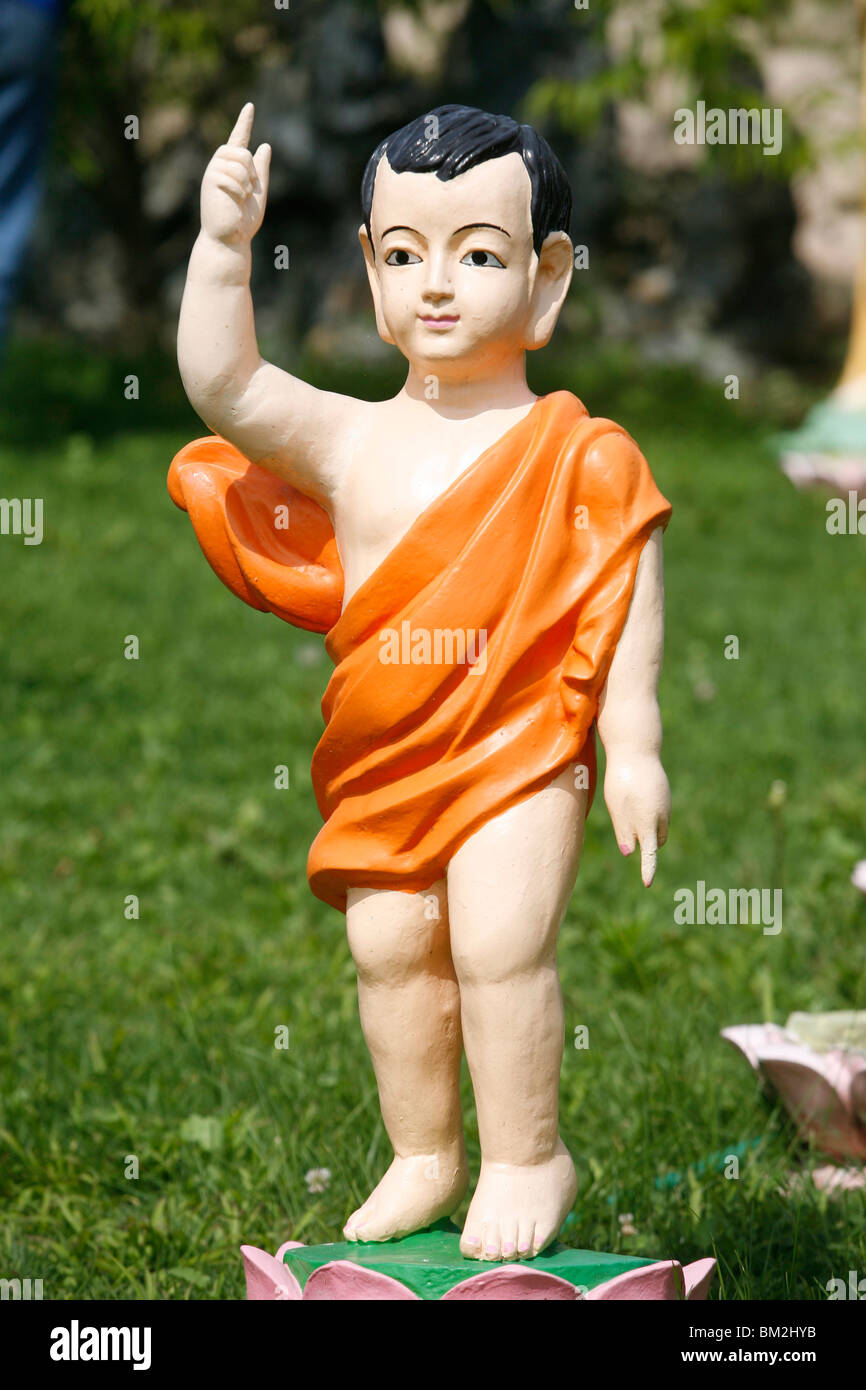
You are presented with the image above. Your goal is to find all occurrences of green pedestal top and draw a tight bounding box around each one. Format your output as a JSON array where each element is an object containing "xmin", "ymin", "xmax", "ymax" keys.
[{"xmin": 282, "ymin": 1222, "xmax": 657, "ymax": 1300}]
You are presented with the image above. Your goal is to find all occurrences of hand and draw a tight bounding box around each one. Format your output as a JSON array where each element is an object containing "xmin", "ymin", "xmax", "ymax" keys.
[
  {"xmin": 200, "ymin": 102, "xmax": 271, "ymax": 247},
  {"xmin": 603, "ymin": 752, "xmax": 670, "ymax": 887}
]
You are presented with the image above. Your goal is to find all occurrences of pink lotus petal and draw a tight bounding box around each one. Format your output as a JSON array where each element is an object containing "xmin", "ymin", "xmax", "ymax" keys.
[
  {"xmin": 442, "ymin": 1266, "xmax": 579, "ymax": 1301},
  {"xmin": 240, "ymin": 1244, "xmax": 302, "ymax": 1301},
  {"xmin": 818, "ymin": 460, "xmax": 866, "ymax": 492},
  {"xmin": 721, "ymin": 1023, "xmax": 788, "ymax": 1072},
  {"xmin": 274, "ymin": 1239, "xmax": 306, "ymax": 1263},
  {"xmin": 820, "ymin": 1049, "xmax": 866, "ymax": 1118},
  {"xmin": 586, "ymin": 1260, "xmax": 684, "ymax": 1301},
  {"xmin": 722, "ymin": 1024, "xmax": 866, "ymax": 1161},
  {"xmin": 758, "ymin": 1055, "xmax": 866, "ymax": 1162},
  {"xmin": 811, "ymin": 1164, "xmax": 866, "ymax": 1193},
  {"xmin": 780, "ymin": 451, "xmax": 866, "ymax": 494},
  {"xmin": 302, "ymin": 1260, "xmax": 420, "ymax": 1300},
  {"xmin": 683, "ymin": 1258, "xmax": 717, "ymax": 1300},
  {"xmin": 851, "ymin": 1071, "xmax": 866, "ymax": 1129},
  {"xmin": 779, "ymin": 455, "xmax": 819, "ymax": 489}
]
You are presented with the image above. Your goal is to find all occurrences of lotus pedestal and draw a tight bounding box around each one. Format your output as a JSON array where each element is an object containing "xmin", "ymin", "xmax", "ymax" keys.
[{"xmin": 241, "ymin": 1224, "xmax": 716, "ymax": 1301}]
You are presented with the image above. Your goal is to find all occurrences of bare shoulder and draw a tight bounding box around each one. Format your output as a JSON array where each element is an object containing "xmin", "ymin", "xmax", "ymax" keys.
[
  {"xmin": 237, "ymin": 364, "xmax": 377, "ymax": 509},
  {"xmin": 328, "ymin": 393, "xmax": 403, "ymax": 489}
]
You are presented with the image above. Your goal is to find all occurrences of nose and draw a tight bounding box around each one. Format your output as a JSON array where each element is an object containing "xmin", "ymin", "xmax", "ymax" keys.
[{"xmin": 421, "ymin": 249, "xmax": 454, "ymax": 303}]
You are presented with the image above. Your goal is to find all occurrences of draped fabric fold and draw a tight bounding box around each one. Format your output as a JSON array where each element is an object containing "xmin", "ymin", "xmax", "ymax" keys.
[
  {"xmin": 168, "ymin": 436, "xmax": 343, "ymax": 632},
  {"xmin": 168, "ymin": 391, "xmax": 671, "ymax": 912}
]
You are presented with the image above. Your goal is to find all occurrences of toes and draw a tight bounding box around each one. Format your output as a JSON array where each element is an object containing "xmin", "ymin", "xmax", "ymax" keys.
[
  {"xmin": 481, "ymin": 1222, "xmax": 503, "ymax": 1262},
  {"xmin": 459, "ymin": 1226, "xmax": 483, "ymax": 1260},
  {"xmin": 531, "ymin": 1221, "xmax": 557, "ymax": 1258},
  {"xmin": 348, "ymin": 1207, "xmax": 389, "ymax": 1243},
  {"xmin": 462, "ymin": 1214, "xmax": 506, "ymax": 1262},
  {"xmin": 347, "ymin": 1217, "xmax": 379, "ymax": 1242},
  {"xmin": 500, "ymin": 1219, "xmax": 519, "ymax": 1261},
  {"xmin": 343, "ymin": 1201, "xmax": 370, "ymax": 1241},
  {"xmin": 517, "ymin": 1219, "xmax": 535, "ymax": 1259}
]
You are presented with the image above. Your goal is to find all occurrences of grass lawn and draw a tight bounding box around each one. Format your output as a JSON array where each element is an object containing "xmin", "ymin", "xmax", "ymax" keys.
[{"xmin": 1, "ymin": 339, "xmax": 864, "ymax": 1299}]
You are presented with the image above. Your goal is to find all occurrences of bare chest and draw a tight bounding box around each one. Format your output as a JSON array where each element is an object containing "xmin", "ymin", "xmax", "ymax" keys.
[{"xmin": 333, "ymin": 418, "xmax": 521, "ymax": 604}]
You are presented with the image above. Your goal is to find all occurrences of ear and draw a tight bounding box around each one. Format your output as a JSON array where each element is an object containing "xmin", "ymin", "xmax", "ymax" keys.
[
  {"xmin": 359, "ymin": 224, "xmax": 396, "ymax": 347},
  {"xmin": 526, "ymin": 231, "xmax": 573, "ymax": 351}
]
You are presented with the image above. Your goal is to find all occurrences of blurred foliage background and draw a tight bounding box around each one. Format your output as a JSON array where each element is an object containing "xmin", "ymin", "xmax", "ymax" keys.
[{"xmin": 14, "ymin": 0, "xmax": 863, "ymax": 399}]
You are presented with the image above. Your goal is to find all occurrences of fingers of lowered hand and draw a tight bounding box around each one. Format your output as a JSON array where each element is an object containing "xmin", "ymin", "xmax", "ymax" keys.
[
  {"xmin": 639, "ymin": 830, "xmax": 658, "ymax": 887},
  {"xmin": 606, "ymin": 800, "xmax": 633, "ymax": 857}
]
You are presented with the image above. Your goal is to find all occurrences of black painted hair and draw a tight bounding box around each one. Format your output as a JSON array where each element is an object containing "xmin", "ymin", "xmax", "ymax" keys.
[{"xmin": 361, "ymin": 104, "xmax": 572, "ymax": 256}]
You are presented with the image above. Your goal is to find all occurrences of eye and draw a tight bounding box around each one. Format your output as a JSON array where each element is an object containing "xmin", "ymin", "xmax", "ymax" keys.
[
  {"xmin": 384, "ymin": 248, "xmax": 422, "ymax": 266},
  {"xmin": 460, "ymin": 250, "xmax": 505, "ymax": 269}
]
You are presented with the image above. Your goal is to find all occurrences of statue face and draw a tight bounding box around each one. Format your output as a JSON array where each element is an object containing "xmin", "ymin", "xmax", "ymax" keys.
[{"xmin": 362, "ymin": 151, "xmax": 562, "ymax": 373}]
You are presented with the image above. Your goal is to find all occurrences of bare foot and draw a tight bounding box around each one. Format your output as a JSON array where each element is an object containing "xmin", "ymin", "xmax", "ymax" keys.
[
  {"xmin": 343, "ymin": 1150, "xmax": 469, "ymax": 1243},
  {"xmin": 459, "ymin": 1140, "xmax": 577, "ymax": 1261}
]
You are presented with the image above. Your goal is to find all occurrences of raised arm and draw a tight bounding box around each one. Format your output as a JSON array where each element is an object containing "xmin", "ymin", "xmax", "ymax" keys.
[
  {"xmin": 595, "ymin": 526, "xmax": 670, "ymax": 886},
  {"xmin": 178, "ymin": 103, "xmax": 356, "ymax": 508}
]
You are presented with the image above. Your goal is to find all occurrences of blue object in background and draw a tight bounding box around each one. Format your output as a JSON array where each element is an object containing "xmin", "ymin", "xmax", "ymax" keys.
[{"xmin": 0, "ymin": 0, "xmax": 61, "ymax": 351}]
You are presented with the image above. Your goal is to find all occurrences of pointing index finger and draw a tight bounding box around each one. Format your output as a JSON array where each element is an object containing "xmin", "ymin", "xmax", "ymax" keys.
[
  {"xmin": 640, "ymin": 831, "xmax": 658, "ymax": 888},
  {"xmin": 228, "ymin": 102, "xmax": 255, "ymax": 149}
]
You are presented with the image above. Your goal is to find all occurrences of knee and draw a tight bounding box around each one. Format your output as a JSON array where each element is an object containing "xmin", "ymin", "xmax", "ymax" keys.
[
  {"xmin": 346, "ymin": 883, "xmax": 448, "ymax": 986},
  {"xmin": 449, "ymin": 907, "xmax": 559, "ymax": 987}
]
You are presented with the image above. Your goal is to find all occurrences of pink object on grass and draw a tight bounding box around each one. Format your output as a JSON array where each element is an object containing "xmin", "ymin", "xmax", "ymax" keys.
[
  {"xmin": 722, "ymin": 1016, "xmax": 866, "ymax": 1163},
  {"xmin": 780, "ymin": 453, "xmax": 866, "ymax": 495}
]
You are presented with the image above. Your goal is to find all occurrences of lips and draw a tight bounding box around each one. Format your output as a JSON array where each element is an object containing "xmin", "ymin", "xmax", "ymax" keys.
[{"xmin": 419, "ymin": 314, "xmax": 459, "ymax": 329}]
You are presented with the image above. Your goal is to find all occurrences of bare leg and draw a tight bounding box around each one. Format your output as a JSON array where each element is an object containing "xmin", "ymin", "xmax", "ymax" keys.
[
  {"xmin": 342, "ymin": 880, "xmax": 469, "ymax": 1241},
  {"xmin": 447, "ymin": 766, "xmax": 586, "ymax": 1260}
]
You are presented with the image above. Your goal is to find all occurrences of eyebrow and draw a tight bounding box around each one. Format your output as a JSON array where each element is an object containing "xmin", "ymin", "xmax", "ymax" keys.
[
  {"xmin": 453, "ymin": 222, "xmax": 511, "ymax": 238},
  {"xmin": 379, "ymin": 222, "xmax": 512, "ymax": 240}
]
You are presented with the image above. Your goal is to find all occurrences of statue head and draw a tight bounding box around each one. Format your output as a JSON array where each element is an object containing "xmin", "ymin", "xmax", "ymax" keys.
[{"xmin": 358, "ymin": 105, "xmax": 574, "ymax": 377}]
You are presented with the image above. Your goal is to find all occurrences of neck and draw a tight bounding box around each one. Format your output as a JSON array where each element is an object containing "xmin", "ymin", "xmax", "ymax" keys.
[{"xmin": 401, "ymin": 355, "xmax": 535, "ymax": 418}]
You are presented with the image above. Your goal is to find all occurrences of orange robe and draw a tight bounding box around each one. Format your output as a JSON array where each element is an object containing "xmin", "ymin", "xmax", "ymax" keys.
[{"xmin": 168, "ymin": 391, "xmax": 671, "ymax": 912}]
